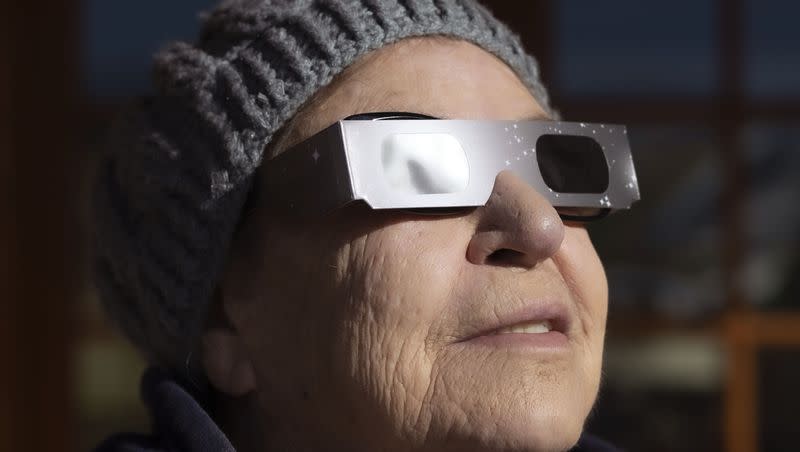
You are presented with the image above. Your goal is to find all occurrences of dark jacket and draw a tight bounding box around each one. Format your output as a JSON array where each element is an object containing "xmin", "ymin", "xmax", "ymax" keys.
[{"xmin": 95, "ymin": 368, "xmax": 621, "ymax": 452}]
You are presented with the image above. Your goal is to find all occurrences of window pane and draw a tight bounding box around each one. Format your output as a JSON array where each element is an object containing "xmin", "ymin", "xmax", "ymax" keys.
[
  {"xmin": 589, "ymin": 126, "xmax": 724, "ymax": 319},
  {"xmin": 589, "ymin": 335, "xmax": 723, "ymax": 452},
  {"xmin": 76, "ymin": 291, "xmax": 147, "ymax": 451},
  {"xmin": 83, "ymin": 0, "xmax": 216, "ymax": 98},
  {"xmin": 759, "ymin": 348, "xmax": 800, "ymax": 452},
  {"xmin": 745, "ymin": 0, "xmax": 800, "ymax": 98},
  {"xmin": 741, "ymin": 123, "xmax": 800, "ymax": 308},
  {"xmin": 555, "ymin": 0, "xmax": 717, "ymax": 97}
]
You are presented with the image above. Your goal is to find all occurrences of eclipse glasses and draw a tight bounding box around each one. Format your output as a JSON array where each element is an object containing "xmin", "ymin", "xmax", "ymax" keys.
[{"xmin": 262, "ymin": 113, "xmax": 640, "ymax": 221}]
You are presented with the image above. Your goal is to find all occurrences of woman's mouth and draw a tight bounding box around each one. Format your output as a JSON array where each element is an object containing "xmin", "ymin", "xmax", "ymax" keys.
[
  {"xmin": 460, "ymin": 324, "xmax": 569, "ymax": 350},
  {"xmin": 454, "ymin": 302, "xmax": 572, "ymax": 352},
  {"xmin": 491, "ymin": 319, "xmax": 552, "ymax": 335}
]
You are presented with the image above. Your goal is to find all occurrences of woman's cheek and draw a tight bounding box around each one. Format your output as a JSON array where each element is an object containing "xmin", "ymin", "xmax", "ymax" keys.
[
  {"xmin": 335, "ymin": 226, "xmax": 461, "ymax": 430},
  {"xmin": 558, "ymin": 227, "xmax": 608, "ymax": 331}
]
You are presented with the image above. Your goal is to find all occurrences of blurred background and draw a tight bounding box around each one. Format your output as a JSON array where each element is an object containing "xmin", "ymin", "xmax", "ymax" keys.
[{"xmin": 1, "ymin": 0, "xmax": 799, "ymax": 451}]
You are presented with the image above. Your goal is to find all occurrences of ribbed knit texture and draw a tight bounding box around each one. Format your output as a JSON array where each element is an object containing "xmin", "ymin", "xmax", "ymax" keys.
[{"xmin": 93, "ymin": 0, "xmax": 555, "ymax": 374}]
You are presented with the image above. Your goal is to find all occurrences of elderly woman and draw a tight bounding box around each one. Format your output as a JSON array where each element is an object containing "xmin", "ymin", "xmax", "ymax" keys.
[{"xmin": 94, "ymin": 1, "xmax": 638, "ymax": 451}]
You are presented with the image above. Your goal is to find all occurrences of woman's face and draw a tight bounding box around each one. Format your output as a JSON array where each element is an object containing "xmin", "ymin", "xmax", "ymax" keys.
[{"xmin": 214, "ymin": 38, "xmax": 608, "ymax": 452}]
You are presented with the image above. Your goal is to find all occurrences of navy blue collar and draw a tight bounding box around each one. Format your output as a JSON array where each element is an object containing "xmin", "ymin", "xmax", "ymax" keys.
[{"xmin": 95, "ymin": 367, "xmax": 620, "ymax": 452}]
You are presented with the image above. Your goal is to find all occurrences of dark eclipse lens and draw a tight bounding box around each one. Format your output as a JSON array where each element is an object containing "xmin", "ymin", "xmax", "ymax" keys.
[{"xmin": 535, "ymin": 135, "xmax": 609, "ymax": 193}]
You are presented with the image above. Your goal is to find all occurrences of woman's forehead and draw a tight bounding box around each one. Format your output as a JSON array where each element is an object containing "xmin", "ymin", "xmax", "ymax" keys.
[{"xmin": 277, "ymin": 38, "xmax": 547, "ymax": 155}]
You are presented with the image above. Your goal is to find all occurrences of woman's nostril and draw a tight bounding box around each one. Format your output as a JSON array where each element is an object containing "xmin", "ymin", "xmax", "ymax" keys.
[{"xmin": 486, "ymin": 248, "xmax": 524, "ymax": 265}]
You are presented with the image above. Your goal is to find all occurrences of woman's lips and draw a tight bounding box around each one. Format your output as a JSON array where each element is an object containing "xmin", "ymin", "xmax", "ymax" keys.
[
  {"xmin": 460, "ymin": 328, "xmax": 569, "ymax": 349},
  {"xmin": 494, "ymin": 319, "xmax": 552, "ymax": 334},
  {"xmin": 455, "ymin": 301, "xmax": 572, "ymax": 350}
]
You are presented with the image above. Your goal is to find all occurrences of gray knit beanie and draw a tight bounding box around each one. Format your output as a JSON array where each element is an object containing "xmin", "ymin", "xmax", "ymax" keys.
[{"xmin": 93, "ymin": 0, "xmax": 554, "ymax": 376}]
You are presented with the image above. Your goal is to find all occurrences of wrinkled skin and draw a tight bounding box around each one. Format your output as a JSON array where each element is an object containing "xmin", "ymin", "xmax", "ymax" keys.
[{"xmin": 202, "ymin": 38, "xmax": 608, "ymax": 452}]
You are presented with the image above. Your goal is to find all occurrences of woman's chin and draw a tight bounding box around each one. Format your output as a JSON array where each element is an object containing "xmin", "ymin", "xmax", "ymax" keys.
[
  {"xmin": 495, "ymin": 410, "xmax": 583, "ymax": 452},
  {"xmin": 410, "ymin": 394, "xmax": 587, "ymax": 452},
  {"xmin": 404, "ymin": 350, "xmax": 596, "ymax": 451},
  {"xmin": 422, "ymin": 414, "xmax": 583, "ymax": 452}
]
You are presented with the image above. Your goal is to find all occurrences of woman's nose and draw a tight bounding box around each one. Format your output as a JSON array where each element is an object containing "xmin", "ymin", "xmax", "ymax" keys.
[{"xmin": 466, "ymin": 170, "xmax": 565, "ymax": 268}]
